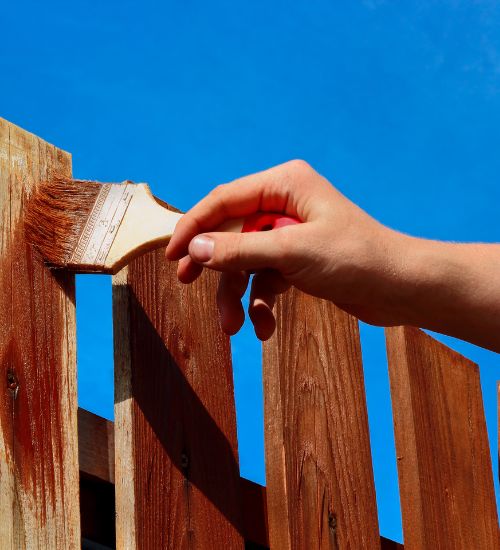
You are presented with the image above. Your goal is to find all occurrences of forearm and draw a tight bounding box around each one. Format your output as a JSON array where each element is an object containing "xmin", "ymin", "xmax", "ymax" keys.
[{"xmin": 391, "ymin": 233, "xmax": 500, "ymax": 352}]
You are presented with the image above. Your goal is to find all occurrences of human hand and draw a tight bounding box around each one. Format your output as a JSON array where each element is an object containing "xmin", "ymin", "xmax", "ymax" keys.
[{"xmin": 166, "ymin": 160, "xmax": 405, "ymax": 340}]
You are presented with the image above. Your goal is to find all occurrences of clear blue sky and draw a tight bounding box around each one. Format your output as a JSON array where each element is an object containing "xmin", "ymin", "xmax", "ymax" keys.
[{"xmin": 2, "ymin": 1, "xmax": 500, "ymax": 543}]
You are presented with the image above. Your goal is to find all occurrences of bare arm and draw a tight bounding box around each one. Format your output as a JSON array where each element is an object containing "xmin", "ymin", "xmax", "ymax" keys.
[{"xmin": 166, "ymin": 160, "xmax": 500, "ymax": 351}]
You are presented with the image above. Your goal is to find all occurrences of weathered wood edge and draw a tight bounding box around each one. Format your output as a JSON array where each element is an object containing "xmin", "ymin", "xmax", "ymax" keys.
[{"xmin": 112, "ymin": 266, "xmax": 137, "ymax": 549}]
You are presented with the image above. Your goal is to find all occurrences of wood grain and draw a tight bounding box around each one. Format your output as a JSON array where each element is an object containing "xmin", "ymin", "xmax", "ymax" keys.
[
  {"xmin": 386, "ymin": 326, "xmax": 500, "ymax": 549},
  {"xmin": 113, "ymin": 245, "xmax": 244, "ymax": 549},
  {"xmin": 0, "ymin": 118, "xmax": 80, "ymax": 547},
  {"xmin": 263, "ymin": 288, "xmax": 380, "ymax": 549}
]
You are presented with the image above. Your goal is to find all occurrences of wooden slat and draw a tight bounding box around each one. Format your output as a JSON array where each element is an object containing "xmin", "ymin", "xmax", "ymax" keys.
[
  {"xmin": 112, "ymin": 244, "xmax": 244, "ymax": 548},
  {"xmin": 263, "ymin": 288, "xmax": 380, "ymax": 549},
  {"xmin": 386, "ymin": 326, "xmax": 500, "ymax": 549},
  {"xmin": 0, "ymin": 118, "xmax": 79, "ymax": 546}
]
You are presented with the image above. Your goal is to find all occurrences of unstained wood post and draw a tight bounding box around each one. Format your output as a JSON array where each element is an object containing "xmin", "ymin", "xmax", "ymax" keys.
[
  {"xmin": 386, "ymin": 326, "xmax": 500, "ymax": 549},
  {"xmin": 263, "ymin": 288, "xmax": 380, "ymax": 549},
  {"xmin": 112, "ymin": 236, "xmax": 244, "ymax": 549},
  {"xmin": 0, "ymin": 118, "xmax": 80, "ymax": 547}
]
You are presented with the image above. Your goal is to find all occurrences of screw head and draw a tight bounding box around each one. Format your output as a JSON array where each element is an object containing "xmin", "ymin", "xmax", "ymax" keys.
[{"xmin": 7, "ymin": 372, "xmax": 18, "ymax": 392}]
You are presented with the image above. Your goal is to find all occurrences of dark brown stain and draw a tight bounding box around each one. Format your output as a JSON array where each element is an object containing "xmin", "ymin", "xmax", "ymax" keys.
[{"xmin": 0, "ymin": 220, "xmax": 75, "ymax": 528}]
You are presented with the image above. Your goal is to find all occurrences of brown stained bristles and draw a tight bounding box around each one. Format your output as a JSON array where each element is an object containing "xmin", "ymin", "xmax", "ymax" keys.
[{"xmin": 25, "ymin": 176, "xmax": 102, "ymax": 266}]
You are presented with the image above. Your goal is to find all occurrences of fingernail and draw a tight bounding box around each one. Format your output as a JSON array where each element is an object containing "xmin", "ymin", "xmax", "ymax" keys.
[{"xmin": 189, "ymin": 235, "xmax": 214, "ymax": 263}]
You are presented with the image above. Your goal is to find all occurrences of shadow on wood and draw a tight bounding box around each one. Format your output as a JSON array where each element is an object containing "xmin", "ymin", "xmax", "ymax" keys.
[
  {"xmin": 113, "ymin": 252, "xmax": 244, "ymax": 548},
  {"xmin": 118, "ymin": 286, "xmax": 242, "ymax": 529}
]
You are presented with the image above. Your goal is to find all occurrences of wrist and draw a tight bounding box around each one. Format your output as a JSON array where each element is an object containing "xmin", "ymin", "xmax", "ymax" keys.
[{"xmin": 388, "ymin": 233, "xmax": 463, "ymax": 329}]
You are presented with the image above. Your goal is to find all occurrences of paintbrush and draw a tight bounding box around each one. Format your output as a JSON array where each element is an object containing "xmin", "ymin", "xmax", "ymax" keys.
[{"xmin": 25, "ymin": 177, "xmax": 299, "ymax": 274}]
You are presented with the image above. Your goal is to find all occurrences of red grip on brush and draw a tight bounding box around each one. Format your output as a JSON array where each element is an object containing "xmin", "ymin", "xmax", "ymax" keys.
[{"xmin": 241, "ymin": 213, "xmax": 300, "ymax": 233}]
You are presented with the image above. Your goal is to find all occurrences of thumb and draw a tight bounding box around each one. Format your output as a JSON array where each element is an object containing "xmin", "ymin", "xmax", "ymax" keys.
[{"xmin": 188, "ymin": 230, "xmax": 286, "ymax": 272}]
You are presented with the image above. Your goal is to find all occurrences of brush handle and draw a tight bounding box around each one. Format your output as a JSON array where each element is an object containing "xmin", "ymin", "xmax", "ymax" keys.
[{"xmin": 106, "ymin": 184, "xmax": 300, "ymax": 273}]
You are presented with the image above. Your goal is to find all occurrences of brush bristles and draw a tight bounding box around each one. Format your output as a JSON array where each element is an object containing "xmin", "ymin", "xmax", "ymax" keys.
[{"xmin": 25, "ymin": 176, "xmax": 102, "ymax": 266}]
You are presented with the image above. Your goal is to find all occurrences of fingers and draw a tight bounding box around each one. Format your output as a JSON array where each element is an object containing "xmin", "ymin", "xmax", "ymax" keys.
[
  {"xmin": 216, "ymin": 271, "xmax": 249, "ymax": 335},
  {"xmin": 249, "ymin": 270, "xmax": 290, "ymax": 341},
  {"xmin": 176, "ymin": 255, "xmax": 203, "ymax": 283},
  {"xmin": 165, "ymin": 161, "xmax": 311, "ymax": 261},
  {"xmin": 216, "ymin": 269, "xmax": 290, "ymax": 339},
  {"xmin": 187, "ymin": 229, "xmax": 291, "ymax": 272}
]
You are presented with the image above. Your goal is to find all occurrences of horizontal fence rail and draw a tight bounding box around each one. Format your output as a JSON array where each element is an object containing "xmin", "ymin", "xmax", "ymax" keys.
[{"xmin": 1, "ymin": 118, "xmax": 498, "ymax": 549}]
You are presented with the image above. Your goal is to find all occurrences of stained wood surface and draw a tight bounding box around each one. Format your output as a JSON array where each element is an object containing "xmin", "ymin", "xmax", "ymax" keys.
[
  {"xmin": 386, "ymin": 326, "xmax": 500, "ymax": 550},
  {"xmin": 263, "ymin": 288, "xmax": 380, "ymax": 549},
  {"xmin": 113, "ymin": 246, "xmax": 244, "ymax": 549},
  {"xmin": 0, "ymin": 118, "xmax": 80, "ymax": 546}
]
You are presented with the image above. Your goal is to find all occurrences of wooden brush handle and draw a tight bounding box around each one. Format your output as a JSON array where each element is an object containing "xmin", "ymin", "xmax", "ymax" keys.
[{"xmin": 106, "ymin": 184, "xmax": 300, "ymax": 273}]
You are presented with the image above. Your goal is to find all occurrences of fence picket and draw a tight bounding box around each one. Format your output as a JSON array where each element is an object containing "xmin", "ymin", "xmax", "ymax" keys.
[
  {"xmin": 386, "ymin": 326, "xmax": 500, "ymax": 549},
  {"xmin": 0, "ymin": 118, "xmax": 80, "ymax": 547},
  {"xmin": 112, "ymin": 236, "xmax": 244, "ymax": 548},
  {"xmin": 263, "ymin": 288, "xmax": 380, "ymax": 549}
]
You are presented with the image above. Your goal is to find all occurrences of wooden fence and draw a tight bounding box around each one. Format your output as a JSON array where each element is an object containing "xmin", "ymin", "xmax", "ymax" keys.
[{"xmin": 1, "ymin": 117, "xmax": 499, "ymax": 549}]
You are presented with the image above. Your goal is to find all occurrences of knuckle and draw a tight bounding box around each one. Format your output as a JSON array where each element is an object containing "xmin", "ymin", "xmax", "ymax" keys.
[
  {"xmin": 285, "ymin": 159, "xmax": 312, "ymax": 176},
  {"xmin": 209, "ymin": 183, "xmax": 228, "ymax": 198}
]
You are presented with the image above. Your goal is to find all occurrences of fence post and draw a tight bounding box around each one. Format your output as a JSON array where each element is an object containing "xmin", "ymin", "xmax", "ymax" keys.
[
  {"xmin": 263, "ymin": 288, "xmax": 380, "ymax": 549},
  {"xmin": 0, "ymin": 118, "xmax": 80, "ymax": 547},
  {"xmin": 112, "ymin": 224, "xmax": 244, "ymax": 549}
]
